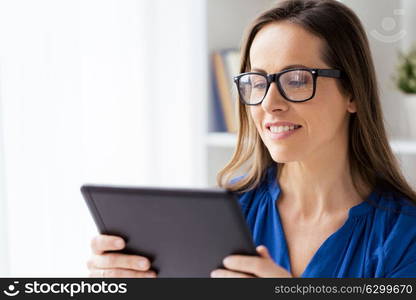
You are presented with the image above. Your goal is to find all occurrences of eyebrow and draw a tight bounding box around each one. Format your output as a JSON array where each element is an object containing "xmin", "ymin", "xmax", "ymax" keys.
[{"xmin": 251, "ymin": 64, "xmax": 309, "ymax": 73}]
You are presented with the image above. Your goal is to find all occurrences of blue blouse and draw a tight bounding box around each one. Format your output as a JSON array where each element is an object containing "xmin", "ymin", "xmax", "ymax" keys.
[{"xmin": 233, "ymin": 164, "xmax": 416, "ymax": 278}]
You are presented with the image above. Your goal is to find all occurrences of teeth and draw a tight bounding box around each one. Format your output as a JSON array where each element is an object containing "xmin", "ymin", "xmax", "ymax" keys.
[{"xmin": 269, "ymin": 125, "xmax": 299, "ymax": 133}]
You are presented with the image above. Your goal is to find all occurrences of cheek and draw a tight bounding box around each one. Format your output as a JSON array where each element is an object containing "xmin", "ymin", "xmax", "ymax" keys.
[
  {"xmin": 249, "ymin": 107, "xmax": 264, "ymax": 131},
  {"xmin": 305, "ymin": 81, "xmax": 345, "ymax": 128},
  {"xmin": 305, "ymin": 96, "xmax": 349, "ymax": 144},
  {"xmin": 247, "ymin": 90, "xmax": 348, "ymax": 164}
]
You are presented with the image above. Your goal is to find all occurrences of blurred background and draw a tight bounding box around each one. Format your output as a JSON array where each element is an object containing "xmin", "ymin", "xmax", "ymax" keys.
[{"xmin": 0, "ymin": 0, "xmax": 415, "ymax": 277}]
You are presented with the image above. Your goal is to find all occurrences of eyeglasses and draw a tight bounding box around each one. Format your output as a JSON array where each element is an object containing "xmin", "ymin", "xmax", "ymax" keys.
[{"xmin": 233, "ymin": 68, "xmax": 341, "ymax": 105}]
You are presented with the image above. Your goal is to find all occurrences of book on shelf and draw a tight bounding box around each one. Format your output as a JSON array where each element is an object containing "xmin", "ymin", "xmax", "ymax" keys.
[{"xmin": 211, "ymin": 49, "xmax": 240, "ymax": 133}]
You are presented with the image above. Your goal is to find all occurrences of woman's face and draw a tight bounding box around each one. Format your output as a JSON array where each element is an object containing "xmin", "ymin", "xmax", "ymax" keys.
[{"xmin": 248, "ymin": 21, "xmax": 356, "ymax": 163}]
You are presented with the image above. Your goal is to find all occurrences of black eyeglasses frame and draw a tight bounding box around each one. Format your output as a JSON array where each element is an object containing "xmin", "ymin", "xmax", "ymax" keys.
[{"xmin": 233, "ymin": 68, "xmax": 342, "ymax": 105}]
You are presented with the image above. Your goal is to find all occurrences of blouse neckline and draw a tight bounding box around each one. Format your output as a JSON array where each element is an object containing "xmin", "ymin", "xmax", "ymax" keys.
[
  {"xmin": 264, "ymin": 163, "xmax": 378, "ymax": 277},
  {"xmin": 266, "ymin": 163, "xmax": 377, "ymax": 218}
]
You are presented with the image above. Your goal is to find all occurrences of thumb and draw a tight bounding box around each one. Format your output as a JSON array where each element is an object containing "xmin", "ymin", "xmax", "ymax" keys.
[{"xmin": 256, "ymin": 245, "xmax": 272, "ymax": 259}]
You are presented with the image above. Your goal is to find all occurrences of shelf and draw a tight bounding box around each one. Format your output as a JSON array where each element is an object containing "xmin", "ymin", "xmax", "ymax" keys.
[{"xmin": 206, "ymin": 132, "xmax": 416, "ymax": 155}]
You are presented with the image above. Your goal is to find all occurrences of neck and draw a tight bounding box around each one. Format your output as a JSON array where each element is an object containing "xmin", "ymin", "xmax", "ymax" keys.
[{"xmin": 277, "ymin": 136, "xmax": 369, "ymax": 219}]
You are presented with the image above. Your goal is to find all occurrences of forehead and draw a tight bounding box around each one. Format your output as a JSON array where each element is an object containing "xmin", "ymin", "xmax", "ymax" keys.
[{"xmin": 249, "ymin": 21, "xmax": 327, "ymax": 71}]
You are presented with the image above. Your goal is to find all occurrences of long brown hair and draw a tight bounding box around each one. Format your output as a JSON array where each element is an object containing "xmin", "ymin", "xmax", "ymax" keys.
[{"xmin": 217, "ymin": 0, "xmax": 416, "ymax": 206}]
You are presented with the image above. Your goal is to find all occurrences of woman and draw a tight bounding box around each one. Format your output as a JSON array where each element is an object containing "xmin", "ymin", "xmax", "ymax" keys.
[
  {"xmin": 212, "ymin": 0, "xmax": 416, "ymax": 278},
  {"xmin": 86, "ymin": 0, "xmax": 416, "ymax": 278}
]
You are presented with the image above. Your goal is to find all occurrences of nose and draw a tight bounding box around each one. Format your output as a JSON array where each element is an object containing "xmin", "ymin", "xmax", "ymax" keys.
[{"xmin": 261, "ymin": 82, "xmax": 289, "ymax": 113}]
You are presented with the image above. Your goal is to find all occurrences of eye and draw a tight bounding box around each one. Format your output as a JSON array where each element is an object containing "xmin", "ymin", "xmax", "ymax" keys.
[
  {"xmin": 288, "ymin": 80, "xmax": 307, "ymax": 87},
  {"xmin": 253, "ymin": 82, "xmax": 267, "ymax": 89}
]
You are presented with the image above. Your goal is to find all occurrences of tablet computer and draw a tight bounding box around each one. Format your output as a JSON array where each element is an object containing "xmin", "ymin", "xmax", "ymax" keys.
[{"xmin": 81, "ymin": 184, "xmax": 257, "ymax": 277}]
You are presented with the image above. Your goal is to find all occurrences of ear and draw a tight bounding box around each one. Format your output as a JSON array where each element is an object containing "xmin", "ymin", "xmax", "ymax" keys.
[{"xmin": 346, "ymin": 97, "xmax": 357, "ymax": 113}]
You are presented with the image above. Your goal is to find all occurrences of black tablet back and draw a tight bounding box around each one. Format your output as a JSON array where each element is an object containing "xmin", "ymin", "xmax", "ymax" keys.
[{"xmin": 81, "ymin": 184, "xmax": 257, "ymax": 277}]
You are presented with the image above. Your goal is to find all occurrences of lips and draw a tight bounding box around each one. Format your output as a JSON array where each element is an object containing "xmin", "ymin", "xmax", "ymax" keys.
[
  {"xmin": 264, "ymin": 121, "xmax": 302, "ymax": 130},
  {"xmin": 263, "ymin": 121, "xmax": 303, "ymax": 139}
]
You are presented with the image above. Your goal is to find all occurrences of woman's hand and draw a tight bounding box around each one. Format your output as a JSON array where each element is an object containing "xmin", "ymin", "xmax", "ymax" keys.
[
  {"xmin": 87, "ymin": 234, "xmax": 157, "ymax": 278},
  {"xmin": 210, "ymin": 245, "xmax": 292, "ymax": 278}
]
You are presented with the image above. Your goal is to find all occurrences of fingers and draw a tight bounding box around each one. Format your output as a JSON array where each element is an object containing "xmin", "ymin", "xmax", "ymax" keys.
[
  {"xmin": 89, "ymin": 268, "xmax": 157, "ymax": 278},
  {"xmin": 256, "ymin": 245, "xmax": 272, "ymax": 259},
  {"xmin": 88, "ymin": 234, "xmax": 153, "ymax": 279},
  {"xmin": 210, "ymin": 268, "xmax": 254, "ymax": 278},
  {"xmin": 223, "ymin": 246, "xmax": 292, "ymax": 278},
  {"xmin": 88, "ymin": 234, "xmax": 156, "ymax": 279},
  {"xmin": 223, "ymin": 255, "xmax": 260, "ymax": 273},
  {"xmin": 87, "ymin": 252, "xmax": 151, "ymax": 272},
  {"xmin": 91, "ymin": 234, "xmax": 125, "ymax": 255}
]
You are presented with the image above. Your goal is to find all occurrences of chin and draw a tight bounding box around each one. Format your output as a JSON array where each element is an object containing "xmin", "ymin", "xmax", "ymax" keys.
[
  {"xmin": 267, "ymin": 144, "xmax": 299, "ymax": 163},
  {"xmin": 270, "ymin": 155, "xmax": 294, "ymax": 163}
]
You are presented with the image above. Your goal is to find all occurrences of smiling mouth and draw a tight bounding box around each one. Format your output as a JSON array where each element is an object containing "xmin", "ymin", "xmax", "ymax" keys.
[{"xmin": 267, "ymin": 124, "xmax": 302, "ymax": 134}]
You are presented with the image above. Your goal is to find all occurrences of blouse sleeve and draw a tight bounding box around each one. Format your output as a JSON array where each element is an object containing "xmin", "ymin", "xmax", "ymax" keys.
[
  {"xmin": 383, "ymin": 212, "xmax": 416, "ymax": 278},
  {"xmin": 387, "ymin": 259, "xmax": 416, "ymax": 278}
]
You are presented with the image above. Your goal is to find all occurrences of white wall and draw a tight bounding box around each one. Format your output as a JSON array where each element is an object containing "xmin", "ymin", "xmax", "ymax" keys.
[
  {"xmin": 0, "ymin": 74, "xmax": 9, "ymax": 276},
  {"xmin": 402, "ymin": 0, "xmax": 416, "ymax": 50},
  {"xmin": 206, "ymin": 0, "xmax": 274, "ymax": 52},
  {"xmin": 0, "ymin": 0, "xmax": 206, "ymax": 277},
  {"xmin": 342, "ymin": 0, "xmax": 409, "ymax": 139},
  {"xmin": 342, "ymin": 0, "xmax": 416, "ymax": 189}
]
